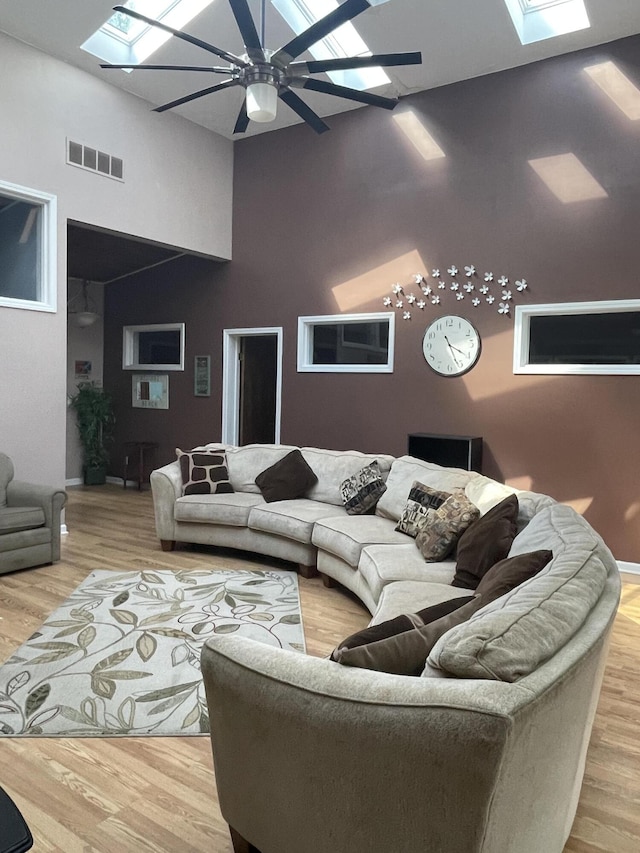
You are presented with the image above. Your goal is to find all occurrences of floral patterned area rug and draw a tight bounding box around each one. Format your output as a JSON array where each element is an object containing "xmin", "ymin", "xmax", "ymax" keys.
[{"xmin": 0, "ymin": 568, "xmax": 305, "ymax": 737}]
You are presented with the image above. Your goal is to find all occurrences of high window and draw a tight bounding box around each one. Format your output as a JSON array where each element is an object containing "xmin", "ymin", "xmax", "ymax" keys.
[{"xmin": 0, "ymin": 180, "xmax": 57, "ymax": 313}]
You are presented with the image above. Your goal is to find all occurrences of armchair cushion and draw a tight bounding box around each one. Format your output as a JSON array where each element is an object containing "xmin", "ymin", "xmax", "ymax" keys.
[{"xmin": 0, "ymin": 506, "xmax": 45, "ymax": 535}]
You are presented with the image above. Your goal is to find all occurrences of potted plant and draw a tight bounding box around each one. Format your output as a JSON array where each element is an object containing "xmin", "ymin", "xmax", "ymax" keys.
[{"xmin": 69, "ymin": 382, "xmax": 115, "ymax": 485}]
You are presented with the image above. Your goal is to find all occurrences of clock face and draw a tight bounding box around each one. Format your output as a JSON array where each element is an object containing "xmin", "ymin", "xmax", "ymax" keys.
[{"xmin": 423, "ymin": 315, "xmax": 481, "ymax": 377}]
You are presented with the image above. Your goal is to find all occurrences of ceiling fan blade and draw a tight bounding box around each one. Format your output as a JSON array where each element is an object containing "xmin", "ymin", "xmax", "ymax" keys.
[
  {"xmin": 153, "ymin": 79, "xmax": 238, "ymax": 113},
  {"xmin": 233, "ymin": 101, "xmax": 250, "ymax": 134},
  {"xmin": 290, "ymin": 52, "xmax": 423, "ymax": 74},
  {"xmin": 272, "ymin": 0, "xmax": 370, "ymax": 65},
  {"xmin": 111, "ymin": 5, "xmax": 248, "ymax": 67},
  {"xmin": 228, "ymin": 0, "xmax": 262, "ymax": 51},
  {"xmin": 290, "ymin": 77, "xmax": 398, "ymax": 110},
  {"xmin": 279, "ymin": 89, "xmax": 330, "ymax": 134},
  {"xmin": 100, "ymin": 64, "xmax": 232, "ymax": 73}
]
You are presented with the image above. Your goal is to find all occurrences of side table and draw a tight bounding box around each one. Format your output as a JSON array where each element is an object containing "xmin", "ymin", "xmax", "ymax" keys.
[
  {"xmin": 123, "ymin": 441, "xmax": 158, "ymax": 491},
  {"xmin": 0, "ymin": 786, "xmax": 33, "ymax": 853}
]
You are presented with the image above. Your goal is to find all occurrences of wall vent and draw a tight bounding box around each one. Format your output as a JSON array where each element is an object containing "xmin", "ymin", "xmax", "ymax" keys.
[{"xmin": 66, "ymin": 139, "xmax": 124, "ymax": 181}]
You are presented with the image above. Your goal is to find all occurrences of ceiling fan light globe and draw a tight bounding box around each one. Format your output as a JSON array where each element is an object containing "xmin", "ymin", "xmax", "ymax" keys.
[
  {"xmin": 75, "ymin": 311, "xmax": 99, "ymax": 327},
  {"xmin": 246, "ymin": 82, "xmax": 278, "ymax": 123}
]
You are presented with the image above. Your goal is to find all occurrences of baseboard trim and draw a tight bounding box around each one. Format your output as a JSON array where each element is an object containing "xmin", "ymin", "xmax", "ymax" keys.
[
  {"xmin": 617, "ymin": 560, "xmax": 640, "ymax": 576},
  {"xmin": 61, "ymin": 523, "xmax": 68, "ymax": 536},
  {"xmin": 65, "ymin": 477, "xmax": 83, "ymax": 486}
]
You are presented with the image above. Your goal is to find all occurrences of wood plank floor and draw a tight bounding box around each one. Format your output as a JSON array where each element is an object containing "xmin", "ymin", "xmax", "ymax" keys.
[{"xmin": 0, "ymin": 485, "xmax": 638, "ymax": 852}]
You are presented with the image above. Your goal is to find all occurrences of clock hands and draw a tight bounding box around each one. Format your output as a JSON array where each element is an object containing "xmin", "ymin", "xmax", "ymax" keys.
[{"xmin": 444, "ymin": 335, "xmax": 465, "ymax": 368}]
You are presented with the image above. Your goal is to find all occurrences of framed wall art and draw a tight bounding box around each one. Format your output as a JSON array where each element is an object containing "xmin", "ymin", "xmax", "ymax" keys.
[
  {"xmin": 132, "ymin": 373, "xmax": 169, "ymax": 409},
  {"xmin": 194, "ymin": 355, "xmax": 211, "ymax": 396}
]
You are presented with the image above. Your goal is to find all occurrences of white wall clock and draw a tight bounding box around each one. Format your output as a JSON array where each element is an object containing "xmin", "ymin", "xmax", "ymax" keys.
[{"xmin": 423, "ymin": 315, "xmax": 481, "ymax": 377}]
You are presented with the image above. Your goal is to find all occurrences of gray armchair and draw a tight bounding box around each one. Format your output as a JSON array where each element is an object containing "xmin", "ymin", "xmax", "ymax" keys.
[{"xmin": 0, "ymin": 452, "xmax": 67, "ymax": 575}]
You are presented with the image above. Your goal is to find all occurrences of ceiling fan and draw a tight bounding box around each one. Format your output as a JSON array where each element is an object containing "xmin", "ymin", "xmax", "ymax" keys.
[{"xmin": 100, "ymin": 0, "xmax": 422, "ymax": 134}]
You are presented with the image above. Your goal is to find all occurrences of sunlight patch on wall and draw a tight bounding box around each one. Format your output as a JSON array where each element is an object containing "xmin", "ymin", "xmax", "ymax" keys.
[
  {"xmin": 506, "ymin": 475, "xmax": 533, "ymax": 491},
  {"xmin": 624, "ymin": 501, "xmax": 640, "ymax": 523},
  {"xmin": 461, "ymin": 328, "xmax": 549, "ymax": 401},
  {"xmin": 332, "ymin": 249, "xmax": 428, "ymax": 312},
  {"xmin": 392, "ymin": 110, "xmax": 446, "ymax": 162},
  {"xmin": 562, "ymin": 497, "xmax": 594, "ymax": 515},
  {"xmin": 528, "ymin": 154, "xmax": 608, "ymax": 203},
  {"xmin": 584, "ymin": 62, "xmax": 640, "ymax": 121}
]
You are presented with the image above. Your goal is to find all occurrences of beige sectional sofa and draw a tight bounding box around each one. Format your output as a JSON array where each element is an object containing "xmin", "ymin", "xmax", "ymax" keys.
[{"xmin": 151, "ymin": 443, "xmax": 620, "ymax": 853}]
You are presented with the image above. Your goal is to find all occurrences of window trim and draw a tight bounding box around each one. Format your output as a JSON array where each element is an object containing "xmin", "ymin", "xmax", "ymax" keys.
[
  {"xmin": 0, "ymin": 179, "xmax": 57, "ymax": 313},
  {"xmin": 513, "ymin": 299, "xmax": 640, "ymax": 375},
  {"xmin": 297, "ymin": 312, "xmax": 395, "ymax": 373},
  {"xmin": 122, "ymin": 322, "xmax": 186, "ymax": 371}
]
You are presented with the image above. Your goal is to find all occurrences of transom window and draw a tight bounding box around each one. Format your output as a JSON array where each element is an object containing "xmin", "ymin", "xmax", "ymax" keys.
[
  {"xmin": 513, "ymin": 300, "xmax": 640, "ymax": 375},
  {"xmin": 298, "ymin": 313, "xmax": 394, "ymax": 373}
]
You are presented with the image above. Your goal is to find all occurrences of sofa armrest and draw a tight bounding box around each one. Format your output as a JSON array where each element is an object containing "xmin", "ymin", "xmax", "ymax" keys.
[
  {"xmin": 201, "ymin": 636, "xmax": 520, "ymax": 853},
  {"xmin": 7, "ymin": 481, "xmax": 67, "ymax": 559},
  {"xmin": 150, "ymin": 462, "xmax": 182, "ymax": 542}
]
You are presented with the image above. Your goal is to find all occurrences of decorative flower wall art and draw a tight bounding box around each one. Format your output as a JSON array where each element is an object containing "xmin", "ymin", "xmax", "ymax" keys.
[{"xmin": 382, "ymin": 263, "xmax": 531, "ymax": 320}]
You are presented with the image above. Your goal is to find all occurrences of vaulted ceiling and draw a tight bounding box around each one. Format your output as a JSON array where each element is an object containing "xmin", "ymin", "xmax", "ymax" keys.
[{"xmin": 1, "ymin": 0, "xmax": 639, "ymax": 140}]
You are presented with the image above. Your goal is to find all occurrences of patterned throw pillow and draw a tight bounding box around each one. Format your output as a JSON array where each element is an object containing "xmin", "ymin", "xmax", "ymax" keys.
[
  {"xmin": 415, "ymin": 492, "xmax": 480, "ymax": 561},
  {"xmin": 176, "ymin": 448, "xmax": 234, "ymax": 496},
  {"xmin": 395, "ymin": 481, "xmax": 451, "ymax": 537},
  {"xmin": 340, "ymin": 461, "xmax": 387, "ymax": 515}
]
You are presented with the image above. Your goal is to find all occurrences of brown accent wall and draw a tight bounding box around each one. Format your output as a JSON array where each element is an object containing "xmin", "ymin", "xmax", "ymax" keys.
[{"xmin": 105, "ymin": 35, "xmax": 640, "ymax": 561}]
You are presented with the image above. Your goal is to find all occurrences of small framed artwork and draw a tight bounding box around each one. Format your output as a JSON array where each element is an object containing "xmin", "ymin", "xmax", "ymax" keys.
[
  {"xmin": 194, "ymin": 355, "xmax": 211, "ymax": 396},
  {"xmin": 75, "ymin": 360, "xmax": 92, "ymax": 379},
  {"xmin": 132, "ymin": 373, "xmax": 169, "ymax": 409}
]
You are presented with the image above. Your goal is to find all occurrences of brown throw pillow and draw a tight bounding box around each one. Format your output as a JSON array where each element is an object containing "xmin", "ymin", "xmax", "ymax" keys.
[
  {"xmin": 452, "ymin": 495, "xmax": 519, "ymax": 589},
  {"xmin": 395, "ymin": 481, "xmax": 451, "ymax": 538},
  {"xmin": 415, "ymin": 493, "xmax": 480, "ymax": 561},
  {"xmin": 176, "ymin": 448, "xmax": 234, "ymax": 496},
  {"xmin": 331, "ymin": 595, "xmax": 475, "ymax": 656},
  {"xmin": 255, "ymin": 449, "xmax": 318, "ymax": 503},
  {"xmin": 475, "ymin": 549, "xmax": 553, "ymax": 599},
  {"xmin": 332, "ymin": 595, "xmax": 485, "ymax": 675}
]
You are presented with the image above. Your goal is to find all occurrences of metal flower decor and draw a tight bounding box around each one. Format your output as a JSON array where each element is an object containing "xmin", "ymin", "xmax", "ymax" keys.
[{"xmin": 382, "ymin": 265, "xmax": 530, "ymax": 320}]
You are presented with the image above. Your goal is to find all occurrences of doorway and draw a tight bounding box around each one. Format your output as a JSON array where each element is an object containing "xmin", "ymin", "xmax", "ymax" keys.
[{"xmin": 222, "ymin": 327, "xmax": 283, "ymax": 445}]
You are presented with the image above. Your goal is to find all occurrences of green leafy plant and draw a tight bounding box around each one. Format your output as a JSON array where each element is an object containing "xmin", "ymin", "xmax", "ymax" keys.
[{"xmin": 69, "ymin": 383, "xmax": 115, "ymax": 478}]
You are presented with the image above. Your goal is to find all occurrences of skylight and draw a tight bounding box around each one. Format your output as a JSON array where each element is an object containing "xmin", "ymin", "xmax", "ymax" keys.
[
  {"xmin": 271, "ymin": 0, "xmax": 390, "ymax": 91},
  {"xmin": 503, "ymin": 0, "xmax": 590, "ymax": 45},
  {"xmin": 82, "ymin": 0, "xmax": 216, "ymax": 67}
]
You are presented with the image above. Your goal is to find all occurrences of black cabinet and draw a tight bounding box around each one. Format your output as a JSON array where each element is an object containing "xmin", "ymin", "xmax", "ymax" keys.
[{"xmin": 408, "ymin": 433, "xmax": 483, "ymax": 473}]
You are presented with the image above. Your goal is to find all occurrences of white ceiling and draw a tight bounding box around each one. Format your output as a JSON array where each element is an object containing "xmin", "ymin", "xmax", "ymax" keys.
[{"xmin": 1, "ymin": 0, "xmax": 639, "ymax": 140}]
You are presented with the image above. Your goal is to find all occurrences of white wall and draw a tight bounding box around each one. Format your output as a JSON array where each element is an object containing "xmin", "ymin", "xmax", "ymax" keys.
[{"xmin": 0, "ymin": 32, "xmax": 233, "ymax": 487}]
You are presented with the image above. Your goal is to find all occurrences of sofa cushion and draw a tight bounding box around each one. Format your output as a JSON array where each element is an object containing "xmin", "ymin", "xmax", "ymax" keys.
[
  {"xmin": 176, "ymin": 448, "xmax": 233, "ymax": 496},
  {"xmin": 248, "ymin": 500, "xmax": 347, "ymax": 545},
  {"xmin": 395, "ymin": 481, "xmax": 451, "ymax": 538},
  {"xmin": 452, "ymin": 495, "xmax": 519, "ymax": 589},
  {"xmin": 301, "ymin": 448, "xmax": 394, "ymax": 507},
  {"xmin": 312, "ymin": 515, "xmax": 407, "ymax": 568},
  {"xmin": 0, "ymin": 506, "xmax": 46, "ymax": 534},
  {"xmin": 255, "ymin": 449, "xmax": 318, "ymax": 503},
  {"xmin": 464, "ymin": 475, "xmax": 555, "ymax": 533},
  {"xmin": 332, "ymin": 595, "xmax": 475, "ymax": 655},
  {"xmin": 226, "ymin": 444, "xmax": 297, "ymax": 493},
  {"xmin": 340, "ymin": 461, "xmax": 387, "ymax": 515},
  {"xmin": 376, "ymin": 456, "xmax": 477, "ymax": 521},
  {"xmin": 359, "ymin": 544, "xmax": 456, "ymax": 600},
  {"xmin": 416, "ymin": 493, "xmax": 480, "ymax": 561},
  {"xmin": 428, "ymin": 505, "xmax": 610, "ymax": 682},
  {"xmin": 372, "ymin": 580, "xmax": 474, "ymax": 625},
  {"xmin": 174, "ymin": 492, "xmax": 264, "ymax": 526}
]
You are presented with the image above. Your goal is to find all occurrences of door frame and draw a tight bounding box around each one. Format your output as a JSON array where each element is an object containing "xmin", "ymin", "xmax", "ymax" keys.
[{"xmin": 221, "ymin": 327, "xmax": 283, "ymax": 445}]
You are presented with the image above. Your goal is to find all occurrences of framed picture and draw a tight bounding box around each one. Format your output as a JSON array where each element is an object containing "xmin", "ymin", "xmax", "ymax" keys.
[
  {"xmin": 194, "ymin": 355, "xmax": 211, "ymax": 396},
  {"xmin": 132, "ymin": 373, "xmax": 169, "ymax": 409}
]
